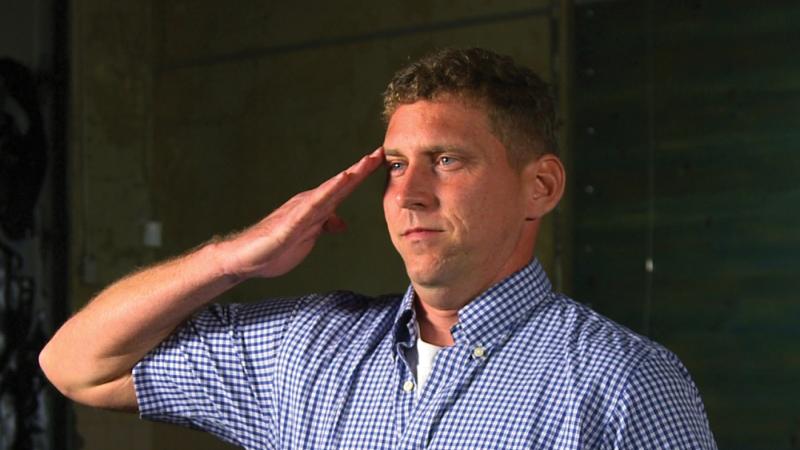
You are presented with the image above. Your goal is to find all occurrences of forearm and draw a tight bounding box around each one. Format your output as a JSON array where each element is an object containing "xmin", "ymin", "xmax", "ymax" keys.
[
  {"xmin": 39, "ymin": 241, "xmax": 238, "ymax": 408},
  {"xmin": 40, "ymin": 148, "xmax": 383, "ymax": 410}
]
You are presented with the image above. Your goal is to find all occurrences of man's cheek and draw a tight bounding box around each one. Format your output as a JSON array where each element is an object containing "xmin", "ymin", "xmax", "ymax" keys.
[{"xmin": 382, "ymin": 200, "xmax": 399, "ymax": 237}]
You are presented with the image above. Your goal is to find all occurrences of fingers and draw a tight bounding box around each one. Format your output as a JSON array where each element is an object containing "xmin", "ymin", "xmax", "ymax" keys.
[
  {"xmin": 312, "ymin": 146, "xmax": 384, "ymax": 208},
  {"xmin": 344, "ymin": 146, "xmax": 385, "ymax": 180},
  {"xmin": 333, "ymin": 147, "xmax": 385, "ymax": 201}
]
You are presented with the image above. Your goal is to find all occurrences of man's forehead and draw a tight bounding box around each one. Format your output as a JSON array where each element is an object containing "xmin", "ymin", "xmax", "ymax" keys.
[
  {"xmin": 385, "ymin": 100, "xmax": 489, "ymax": 132},
  {"xmin": 383, "ymin": 99, "xmax": 501, "ymax": 156}
]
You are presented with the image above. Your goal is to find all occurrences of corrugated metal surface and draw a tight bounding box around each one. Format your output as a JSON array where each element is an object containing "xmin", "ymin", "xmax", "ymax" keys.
[{"xmin": 572, "ymin": 1, "xmax": 800, "ymax": 448}]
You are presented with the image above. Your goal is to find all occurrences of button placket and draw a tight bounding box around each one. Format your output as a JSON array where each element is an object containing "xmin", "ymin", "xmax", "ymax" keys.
[{"xmin": 470, "ymin": 345, "xmax": 490, "ymax": 364}]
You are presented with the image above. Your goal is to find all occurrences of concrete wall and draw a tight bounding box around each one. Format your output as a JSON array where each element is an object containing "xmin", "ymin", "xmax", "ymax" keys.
[
  {"xmin": 69, "ymin": 1, "xmax": 564, "ymax": 449},
  {"xmin": 69, "ymin": 3, "xmax": 158, "ymax": 449}
]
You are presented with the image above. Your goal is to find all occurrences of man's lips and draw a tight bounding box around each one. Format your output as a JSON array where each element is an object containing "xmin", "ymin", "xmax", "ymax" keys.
[{"xmin": 401, "ymin": 228, "xmax": 444, "ymax": 237}]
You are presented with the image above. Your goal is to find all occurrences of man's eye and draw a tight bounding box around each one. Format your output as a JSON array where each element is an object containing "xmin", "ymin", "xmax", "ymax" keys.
[
  {"xmin": 387, "ymin": 161, "xmax": 405, "ymax": 171},
  {"xmin": 437, "ymin": 156, "xmax": 460, "ymax": 168}
]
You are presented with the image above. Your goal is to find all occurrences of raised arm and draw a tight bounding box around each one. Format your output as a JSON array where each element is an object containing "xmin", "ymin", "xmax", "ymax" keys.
[{"xmin": 39, "ymin": 147, "xmax": 384, "ymax": 411}]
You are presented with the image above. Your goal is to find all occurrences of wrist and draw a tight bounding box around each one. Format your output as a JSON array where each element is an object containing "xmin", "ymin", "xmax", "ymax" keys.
[{"xmin": 200, "ymin": 239, "xmax": 247, "ymax": 286}]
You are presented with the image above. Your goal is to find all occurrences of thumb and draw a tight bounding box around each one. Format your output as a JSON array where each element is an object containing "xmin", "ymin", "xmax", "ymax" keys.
[{"xmin": 322, "ymin": 213, "xmax": 347, "ymax": 234}]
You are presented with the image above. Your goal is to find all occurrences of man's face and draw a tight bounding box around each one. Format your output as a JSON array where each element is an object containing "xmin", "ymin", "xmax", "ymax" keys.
[{"xmin": 382, "ymin": 98, "xmax": 534, "ymax": 296}]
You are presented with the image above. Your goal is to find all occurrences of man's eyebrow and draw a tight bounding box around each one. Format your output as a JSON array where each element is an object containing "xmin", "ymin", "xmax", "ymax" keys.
[{"xmin": 383, "ymin": 146, "xmax": 469, "ymax": 157}]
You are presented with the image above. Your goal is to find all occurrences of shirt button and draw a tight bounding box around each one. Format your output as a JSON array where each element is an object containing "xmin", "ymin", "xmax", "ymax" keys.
[
  {"xmin": 402, "ymin": 380, "xmax": 415, "ymax": 393},
  {"xmin": 472, "ymin": 346, "xmax": 486, "ymax": 358}
]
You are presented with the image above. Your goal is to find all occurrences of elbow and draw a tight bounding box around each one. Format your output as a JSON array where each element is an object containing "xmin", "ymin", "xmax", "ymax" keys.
[
  {"xmin": 39, "ymin": 341, "xmax": 73, "ymax": 399},
  {"xmin": 38, "ymin": 342, "xmax": 56, "ymax": 388},
  {"xmin": 39, "ymin": 341, "xmax": 87, "ymax": 402},
  {"xmin": 39, "ymin": 342, "xmax": 138, "ymax": 412}
]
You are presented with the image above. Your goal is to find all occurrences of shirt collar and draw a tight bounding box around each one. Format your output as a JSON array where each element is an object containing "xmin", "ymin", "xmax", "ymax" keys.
[
  {"xmin": 392, "ymin": 259, "xmax": 553, "ymax": 349},
  {"xmin": 392, "ymin": 285, "xmax": 418, "ymax": 349}
]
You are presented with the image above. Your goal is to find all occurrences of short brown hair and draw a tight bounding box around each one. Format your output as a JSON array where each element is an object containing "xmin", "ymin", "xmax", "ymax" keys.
[{"xmin": 383, "ymin": 47, "xmax": 557, "ymax": 166}]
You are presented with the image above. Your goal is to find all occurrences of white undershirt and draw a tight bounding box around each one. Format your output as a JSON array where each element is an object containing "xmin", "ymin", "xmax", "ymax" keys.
[
  {"xmin": 416, "ymin": 337, "xmax": 443, "ymax": 396},
  {"xmin": 407, "ymin": 322, "xmax": 444, "ymax": 397}
]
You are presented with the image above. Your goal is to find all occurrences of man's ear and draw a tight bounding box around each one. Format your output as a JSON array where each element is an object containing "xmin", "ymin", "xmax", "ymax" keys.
[{"xmin": 522, "ymin": 154, "xmax": 566, "ymax": 220}]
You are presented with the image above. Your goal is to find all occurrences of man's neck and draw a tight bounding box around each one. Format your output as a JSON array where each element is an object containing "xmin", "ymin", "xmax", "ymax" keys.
[
  {"xmin": 410, "ymin": 235, "xmax": 539, "ymax": 347},
  {"xmin": 412, "ymin": 278, "xmax": 490, "ymax": 346},
  {"xmin": 415, "ymin": 298, "xmax": 458, "ymax": 347}
]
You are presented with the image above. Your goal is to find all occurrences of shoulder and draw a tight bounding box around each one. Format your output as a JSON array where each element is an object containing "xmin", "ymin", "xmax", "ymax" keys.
[
  {"xmin": 171, "ymin": 291, "xmax": 404, "ymax": 367},
  {"xmin": 193, "ymin": 291, "xmax": 401, "ymax": 330},
  {"xmin": 519, "ymin": 293, "xmax": 695, "ymax": 404},
  {"xmin": 525, "ymin": 294, "xmax": 715, "ymax": 447},
  {"xmin": 609, "ymin": 333, "xmax": 716, "ymax": 448},
  {"xmin": 530, "ymin": 293, "xmax": 666, "ymax": 370},
  {"xmin": 286, "ymin": 290, "xmax": 403, "ymax": 344},
  {"xmin": 295, "ymin": 290, "xmax": 401, "ymax": 315}
]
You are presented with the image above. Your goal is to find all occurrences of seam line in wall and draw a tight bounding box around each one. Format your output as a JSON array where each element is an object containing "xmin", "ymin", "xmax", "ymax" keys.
[{"xmin": 159, "ymin": 6, "xmax": 551, "ymax": 72}]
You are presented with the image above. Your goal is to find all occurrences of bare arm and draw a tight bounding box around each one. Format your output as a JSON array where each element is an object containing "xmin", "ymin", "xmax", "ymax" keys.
[{"xmin": 39, "ymin": 147, "xmax": 385, "ymax": 411}]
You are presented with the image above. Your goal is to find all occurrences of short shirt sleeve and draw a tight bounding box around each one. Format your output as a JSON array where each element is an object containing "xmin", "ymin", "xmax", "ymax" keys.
[
  {"xmin": 607, "ymin": 348, "xmax": 718, "ymax": 450},
  {"xmin": 132, "ymin": 296, "xmax": 302, "ymax": 449}
]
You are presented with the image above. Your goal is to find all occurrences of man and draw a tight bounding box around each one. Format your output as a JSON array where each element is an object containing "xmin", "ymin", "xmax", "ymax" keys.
[{"xmin": 40, "ymin": 48, "xmax": 717, "ymax": 449}]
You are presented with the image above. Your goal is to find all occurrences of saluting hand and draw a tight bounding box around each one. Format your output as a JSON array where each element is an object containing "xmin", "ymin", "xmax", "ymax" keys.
[{"xmin": 215, "ymin": 147, "xmax": 385, "ymax": 280}]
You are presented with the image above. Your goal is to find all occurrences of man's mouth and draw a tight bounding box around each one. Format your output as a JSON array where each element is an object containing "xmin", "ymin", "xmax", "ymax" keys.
[{"xmin": 401, "ymin": 228, "xmax": 444, "ymax": 237}]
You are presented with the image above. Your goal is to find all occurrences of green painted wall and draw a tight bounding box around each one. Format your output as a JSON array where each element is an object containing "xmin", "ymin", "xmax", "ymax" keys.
[
  {"xmin": 68, "ymin": 1, "xmax": 564, "ymax": 449},
  {"xmin": 572, "ymin": 1, "xmax": 800, "ymax": 448}
]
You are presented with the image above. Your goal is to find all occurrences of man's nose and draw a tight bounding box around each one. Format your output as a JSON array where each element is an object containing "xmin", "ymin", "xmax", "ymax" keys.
[{"xmin": 392, "ymin": 163, "xmax": 437, "ymax": 210}]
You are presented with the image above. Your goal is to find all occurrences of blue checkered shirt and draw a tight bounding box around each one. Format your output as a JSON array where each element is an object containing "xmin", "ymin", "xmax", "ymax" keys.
[{"xmin": 133, "ymin": 260, "xmax": 717, "ymax": 449}]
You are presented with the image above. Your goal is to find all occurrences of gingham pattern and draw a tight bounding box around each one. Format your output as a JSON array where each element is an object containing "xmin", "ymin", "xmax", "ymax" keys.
[{"xmin": 133, "ymin": 260, "xmax": 717, "ymax": 449}]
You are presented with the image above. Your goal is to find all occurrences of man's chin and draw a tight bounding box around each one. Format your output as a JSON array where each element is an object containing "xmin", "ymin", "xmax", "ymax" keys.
[{"xmin": 404, "ymin": 261, "xmax": 455, "ymax": 288}]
